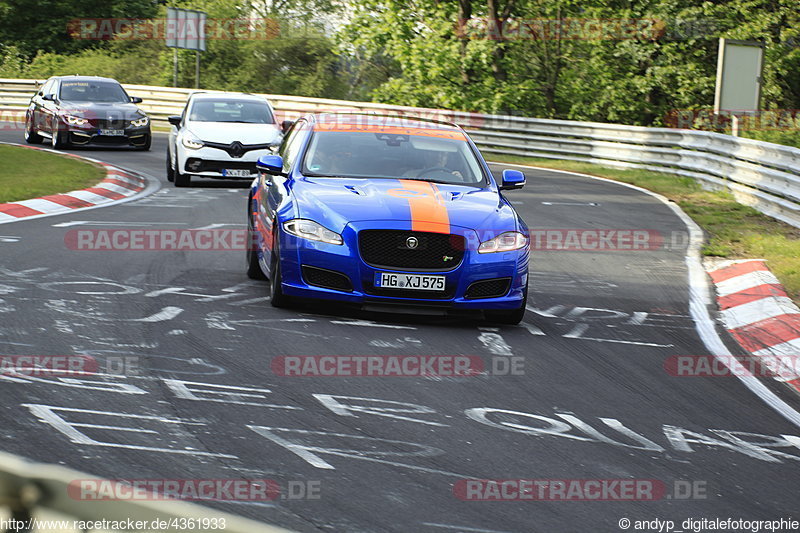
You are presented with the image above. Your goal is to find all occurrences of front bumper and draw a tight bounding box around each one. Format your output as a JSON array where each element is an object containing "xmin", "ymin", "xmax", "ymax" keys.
[
  {"xmin": 178, "ymin": 145, "xmax": 276, "ymax": 179},
  {"xmin": 266, "ymin": 221, "xmax": 529, "ymax": 311},
  {"xmin": 65, "ymin": 124, "xmax": 150, "ymax": 147}
]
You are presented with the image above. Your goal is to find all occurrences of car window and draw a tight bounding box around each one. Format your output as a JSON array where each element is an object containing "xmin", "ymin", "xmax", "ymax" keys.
[
  {"xmin": 59, "ymin": 80, "xmax": 129, "ymax": 103},
  {"xmin": 40, "ymin": 79, "xmax": 55, "ymax": 97},
  {"xmin": 280, "ymin": 120, "xmax": 308, "ymax": 173},
  {"xmin": 188, "ymin": 99, "xmax": 274, "ymax": 123},
  {"xmin": 302, "ymin": 130, "xmax": 486, "ymax": 186}
]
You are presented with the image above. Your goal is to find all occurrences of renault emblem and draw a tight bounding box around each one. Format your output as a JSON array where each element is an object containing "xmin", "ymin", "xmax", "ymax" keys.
[{"xmin": 405, "ymin": 236, "xmax": 419, "ymax": 249}]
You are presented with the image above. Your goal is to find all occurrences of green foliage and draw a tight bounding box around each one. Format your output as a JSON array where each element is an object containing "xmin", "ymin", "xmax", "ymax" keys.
[{"xmin": 339, "ymin": 0, "xmax": 800, "ymax": 126}]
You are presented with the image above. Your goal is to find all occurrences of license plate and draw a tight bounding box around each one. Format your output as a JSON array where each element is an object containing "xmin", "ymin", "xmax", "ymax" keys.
[
  {"xmin": 99, "ymin": 129, "xmax": 124, "ymax": 136},
  {"xmin": 223, "ymin": 169, "xmax": 251, "ymax": 177},
  {"xmin": 375, "ymin": 272, "xmax": 446, "ymax": 291}
]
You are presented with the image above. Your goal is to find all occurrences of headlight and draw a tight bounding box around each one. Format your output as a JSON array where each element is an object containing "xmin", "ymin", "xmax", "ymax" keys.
[
  {"xmin": 64, "ymin": 115, "xmax": 88, "ymax": 126},
  {"xmin": 131, "ymin": 116, "xmax": 149, "ymax": 127},
  {"xmin": 478, "ymin": 231, "xmax": 528, "ymax": 253},
  {"xmin": 283, "ymin": 219, "xmax": 343, "ymax": 245},
  {"xmin": 182, "ymin": 136, "xmax": 204, "ymax": 150}
]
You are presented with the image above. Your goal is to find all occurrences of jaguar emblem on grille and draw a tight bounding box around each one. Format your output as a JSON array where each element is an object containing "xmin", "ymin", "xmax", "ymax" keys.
[
  {"xmin": 405, "ymin": 236, "xmax": 419, "ymax": 249},
  {"xmin": 443, "ymin": 255, "xmax": 453, "ymax": 261}
]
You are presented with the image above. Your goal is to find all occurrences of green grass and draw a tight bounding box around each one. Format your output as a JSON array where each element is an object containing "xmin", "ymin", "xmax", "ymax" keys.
[
  {"xmin": 489, "ymin": 154, "xmax": 800, "ymax": 302},
  {"xmin": 0, "ymin": 145, "xmax": 106, "ymax": 204}
]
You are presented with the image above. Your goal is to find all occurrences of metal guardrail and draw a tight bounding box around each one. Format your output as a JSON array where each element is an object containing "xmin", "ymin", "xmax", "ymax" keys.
[
  {"xmin": 1, "ymin": 78, "xmax": 799, "ymax": 228},
  {"xmin": 0, "ymin": 451, "xmax": 294, "ymax": 533}
]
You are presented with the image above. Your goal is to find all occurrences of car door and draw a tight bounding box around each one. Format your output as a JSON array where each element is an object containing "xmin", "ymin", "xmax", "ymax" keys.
[
  {"xmin": 32, "ymin": 79, "xmax": 53, "ymax": 132},
  {"xmin": 40, "ymin": 79, "xmax": 60, "ymax": 133},
  {"xmin": 260, "ymin": 119, "xmax": 308, "ymax": 258},
  {"xmin": 169, "ymin": 98, "xmax": 189, "ymax": 163}
]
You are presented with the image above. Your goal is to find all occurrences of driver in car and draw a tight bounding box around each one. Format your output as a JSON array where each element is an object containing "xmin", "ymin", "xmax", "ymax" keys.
[{"xmin": 402, "ymin": 150, "xmax": 463, "ymax": 181}]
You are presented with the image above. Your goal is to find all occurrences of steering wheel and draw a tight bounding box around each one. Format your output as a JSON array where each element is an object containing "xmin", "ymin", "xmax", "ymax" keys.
[{"xmin": 415, "ymin": 167, "xmax": 452, "ymax": 178}]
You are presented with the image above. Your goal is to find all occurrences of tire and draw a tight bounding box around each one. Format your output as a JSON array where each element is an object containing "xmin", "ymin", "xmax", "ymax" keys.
[
  {"xmin": 485, "ymin": 283, "xmax": 528, "ymax": 325},
  {"xmin": 269, "ymin": 229, "xmax": 291, "ymax": 308},
  {"xmin": 24, "ymin": 115, "xmax": 42, "ymax": 144},
  {"xmin": 136, "ymin": 133, "xmax": 151, "ymax": 151},
  {"xmin": 51, "ymin": 124, "xmax": 67, "ymax": 149},
  {"xmin": 246, "ymin": 208, "xmax": 267, "ymax": 280},
  {"xmin": 174, "ymin": 167, "xmax": 191, "ymax": 187},
  {"xmin": 166, "ymin": 148, "xmax": 175, "ymax": 182}
]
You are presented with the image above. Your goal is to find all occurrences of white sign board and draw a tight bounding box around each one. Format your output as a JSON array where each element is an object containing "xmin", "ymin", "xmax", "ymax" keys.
[
  {"xmin": 166, "ymin": 7, "xmax": 207, "ymax": 52},
  {"xmin": 714, "ymin": 39, "xmax": 764, "ymax": 113}
]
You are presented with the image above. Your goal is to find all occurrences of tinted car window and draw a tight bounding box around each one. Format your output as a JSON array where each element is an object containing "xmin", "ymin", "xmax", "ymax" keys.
[
  {"xmin": 280, "ymin": 120, "xmax": 308, "ymax": 173},
  {"xmin": 303, "ymin": 130, "xmax": 486, "ymax": 185},
  {"xmin": 189, "ymin": 99, "xmax": 274, "ymax": 124},
  {"xmin": 59, "ymin": 80, "xmax": 129, "ymax": 103}
]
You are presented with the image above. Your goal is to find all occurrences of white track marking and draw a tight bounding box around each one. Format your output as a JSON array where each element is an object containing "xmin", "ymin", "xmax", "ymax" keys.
[
  {"xmin": 23, "ymin": 404, "xmax": 236, "ymax": 457},
  {"xmin": 330, "ymin": 319, "xmax": 416, "ymax": 329},
  {"xmin": 499, "ymin": 162, "xmax": 800, "ymax": 428},
  {"xmin": 478, "ymin": 331, "xmax": 513, "ymax": 356},
  {"xmin": 716, "ymin": 269, "xmax": 781, "ymax": 297},
  {"xmin": 52, "ymin": 221, "xmax": 184, "ymax": 228},
  {"xmin": 129, "ymin": 306, "xmax": 183, "ymax": 322},
  {"xmin": 422, "ymin": 523, "xmax": 513, "ymax": 533},
  {"xmin": 719, "ymin": 297, "xmax": 798, "ymax": 329}
]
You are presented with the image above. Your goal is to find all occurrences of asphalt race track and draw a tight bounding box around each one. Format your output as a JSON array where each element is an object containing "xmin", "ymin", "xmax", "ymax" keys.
[{"xmin": 1, "ymin": 127, "xmax": 799, "ymax": 533}]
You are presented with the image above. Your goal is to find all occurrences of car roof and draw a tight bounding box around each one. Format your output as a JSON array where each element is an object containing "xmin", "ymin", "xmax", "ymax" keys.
[
  {"xmin": 52, "ymin": 75, "xmax": 121, "ymax": 84},
  {"xmin": 188, "ymin": 92, "xmax": 268, "ymax": 102},
  {"xmin": 306, "ymin": 112, "xmax": 462, "ymax": 132}
]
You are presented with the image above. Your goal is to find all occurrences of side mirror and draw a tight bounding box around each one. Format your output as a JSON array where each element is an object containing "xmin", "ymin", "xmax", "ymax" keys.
[
  {"xmin": 42, "ymin": 94, "xmax": 56, "ymax": 102},
  {"xmin": 500, "ymin": 169, "xmax": 526, "ymax": 190},
  {"xmin": 167, "ymin": 115, "xmax": 182, "ymax": 127},
  {"xmin": 130, "ymin": 96, "xmax": 143, "ymax": 104},
  {"xmin": 256, "ymin": 154, "xmax": 284, "ymax": 175},
  {"xmin": 281, "ymin": 120, "xmax": 294, "ymax": 133}
]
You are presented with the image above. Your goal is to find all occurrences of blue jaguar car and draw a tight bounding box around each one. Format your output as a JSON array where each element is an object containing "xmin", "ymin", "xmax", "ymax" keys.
[{"xmin": 246, "ymin": 113, "xmax": 529, "ymax": 323}]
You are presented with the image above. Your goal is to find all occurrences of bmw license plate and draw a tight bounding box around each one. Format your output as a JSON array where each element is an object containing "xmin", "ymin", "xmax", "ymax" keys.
[
  {"xmin": 375, "ymin": 272, "xmax": 445, "ymax": 291},
  {"xmin": 99, "ymin": 129, "xmax": 124, "ymax": 136},
  {"xmin": 223, "ymin": 169, "xmax": 251, "ymax": 177}
]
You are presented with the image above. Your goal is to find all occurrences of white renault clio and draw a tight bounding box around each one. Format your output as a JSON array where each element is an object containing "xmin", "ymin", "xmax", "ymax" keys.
[{"xmin": 167, "ymin": 92, "xmax": 283, "ymax": 187}]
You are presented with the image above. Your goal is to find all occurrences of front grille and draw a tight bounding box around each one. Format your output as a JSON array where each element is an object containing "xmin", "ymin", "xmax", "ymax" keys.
[
  {"xmin": 90, "ymin": 135, "xmax": 130, "ymax": 145},
  {"xmin": 94, "ymin": 119, "xmax": 129, "ymax": 129},
  {"xmin": 358, "ymin": 230, "xmax": 465, "ymax": 271},
  {"xmin": 302, "ymin": 265, "xmax": 353, "ymax": 292},
  {"xmin": 465, "ymin": 278, "xmax": 512, "ymax": 299},
  {"xmin": 185, "ymin": 159, "xmax": 257, "ymax": 173}
]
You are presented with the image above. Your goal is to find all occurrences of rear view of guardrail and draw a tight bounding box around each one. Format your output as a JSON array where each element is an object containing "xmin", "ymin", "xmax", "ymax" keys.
[
  {"xmin": 0, "ymin": 450, "xmax": 293, "ymax": 533},
  {"xmin": 1, "ymin": 77, "xmax": 798, "ymax": 228}
]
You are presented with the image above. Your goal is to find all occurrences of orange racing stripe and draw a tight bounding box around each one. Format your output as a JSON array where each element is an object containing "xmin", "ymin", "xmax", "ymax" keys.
[{"xmin": 397, "ymin": 179, "xmax": 450, "ymax": 234}]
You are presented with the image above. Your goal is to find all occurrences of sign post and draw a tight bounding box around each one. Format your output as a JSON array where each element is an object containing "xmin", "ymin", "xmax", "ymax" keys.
[
  {"xmin": 166, "ymin": 7, "xmax": 207, "ymax": 88},
  {"xmin": 714, "ymin": 39, "xmax": 765, "ymax": 137}
]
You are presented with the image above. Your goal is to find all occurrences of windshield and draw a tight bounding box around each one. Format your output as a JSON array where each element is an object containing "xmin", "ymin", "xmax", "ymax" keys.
[
  {"xmin": 59, "ymin": 80, "xmax": 130, "ymax": 103},
  {"xmin": 189, "ymin": 99, "xmax": 275, "ymax": 124},
  {"xmin": 302, "ymin": 130, "xmax": 486, "ymax": 186}
]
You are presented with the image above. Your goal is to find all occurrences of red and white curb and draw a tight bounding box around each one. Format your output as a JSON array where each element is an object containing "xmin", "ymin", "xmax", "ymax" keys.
[
  {"xmin": 707, "ymin": 259, "xmax": 800, "ymax": 393},
  {"xmin": 0, "ymin": 143, "xmax": 150, "ymax": 224}
]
